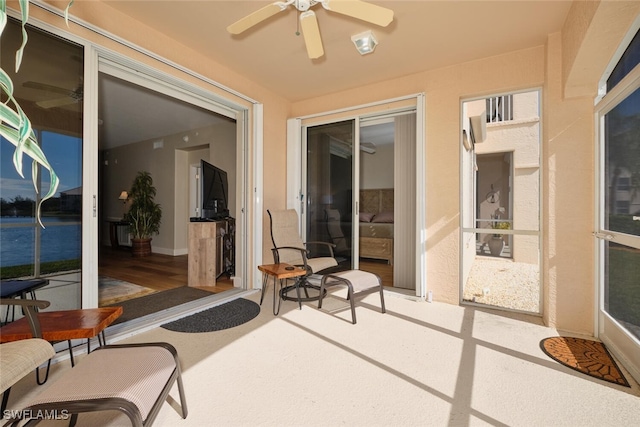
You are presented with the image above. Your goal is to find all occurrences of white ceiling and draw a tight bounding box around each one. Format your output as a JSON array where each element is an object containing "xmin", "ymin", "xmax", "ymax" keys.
[
  {"xmin": 98, "ymin": 74, "xmax": 231, "ymax": 149},
  {"xmin": 13, "ymin": 1, "xmax": 574, "ymax": 149},
  {"xmin": 101, "ymin": 0, "xmax": 573, "ymax": 101}
]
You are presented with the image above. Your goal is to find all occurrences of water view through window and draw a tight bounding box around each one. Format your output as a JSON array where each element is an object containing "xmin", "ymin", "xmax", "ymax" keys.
[
  {"xmin": 1, "ymin": 132, "xmax": 82, "ymax": 277},
  {"xmin": 1, "ymin": 18, "xmax": 83, "ymax": 280}
]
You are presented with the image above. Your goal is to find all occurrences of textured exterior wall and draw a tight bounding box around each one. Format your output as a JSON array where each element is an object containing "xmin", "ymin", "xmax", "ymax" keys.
[
  {"xmin": 293, "ymin": 46, "xmax": 546, "ymax": 306},
  {"xmin": 14, "ymin": 1, "xmax": 640, "ymax": 336},
  {"xmin": 544, "ymin": 32, "xmax": 595, "ymax": 333},
  {"xmin": 563, "ymin": 0, "xmax": 640, "ymax": 97}
]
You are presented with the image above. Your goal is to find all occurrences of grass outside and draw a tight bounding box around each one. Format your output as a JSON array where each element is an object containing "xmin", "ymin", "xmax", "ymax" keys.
[
  {"xmin": 607, "ymin": 246, "xmax": 640, "ymax": 338},
  {"xmin": 0, "ymin": 259, "xmax": 80, "ymax": 280}
]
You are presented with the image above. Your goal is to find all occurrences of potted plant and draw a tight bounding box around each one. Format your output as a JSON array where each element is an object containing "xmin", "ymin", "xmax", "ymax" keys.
[
  {"xmin": 126, "ymin": 171, "xmax": 162, "ymax": 257},
  {"xmin": 488, "ymin": 217, "xmax": 510, "ymax": 256}
]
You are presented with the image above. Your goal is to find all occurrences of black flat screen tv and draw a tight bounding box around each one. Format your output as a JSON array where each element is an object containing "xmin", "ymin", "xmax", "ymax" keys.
[{"xmin": 199, "ymin": 159, "xmax": 229, "ymax": 220}]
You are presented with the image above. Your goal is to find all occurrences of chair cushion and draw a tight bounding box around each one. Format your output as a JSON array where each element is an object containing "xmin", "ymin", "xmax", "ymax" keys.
[
  {"xmin": 0, "ymin": 339, "xmax": 55, "ymax": 393},
  {"xmin": 307, "ymin": 257, "xmax": 338, "ymax": 274},
  {"xmin": 332, "ymin": 270, "xmax": 380, "ymax": 292},
  {"xmin": 269, "ymin": 210, "xmax": 306, "ymax": 265},
  {"xmin": 27, "ymin": 345, "xmax": 176, "ymax": 421}
]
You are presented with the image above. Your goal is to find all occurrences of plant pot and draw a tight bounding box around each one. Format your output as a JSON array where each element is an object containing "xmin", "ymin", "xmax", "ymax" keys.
[
  {"xmin": 131, "ymin": 238, "xmax": 152, "ymax": 257},
  {"xmin": 488, "ymin": 236, "xmax": 505, "ymax": 256}
]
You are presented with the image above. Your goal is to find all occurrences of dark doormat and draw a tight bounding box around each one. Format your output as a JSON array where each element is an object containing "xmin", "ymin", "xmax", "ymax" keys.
[
  {"xmin": 540, "ymin": 336, "xmax": 630, "ymax": 387},
  {"xmin": 107, "ymin": 286, "xmax": 214, "ymax": 324},
  {"xmin": 161, "ymin": 298, "xmax": 260, "ymax": 333}
]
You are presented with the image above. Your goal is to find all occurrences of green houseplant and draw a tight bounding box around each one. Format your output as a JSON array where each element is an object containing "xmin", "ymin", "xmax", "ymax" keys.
[
  {"xmin": 491, "ymin": 220, "xmax": 511, "ymax": 237},
  {"xmin": 126, "ymin": 171, "xmax": 162, "ymax": 257},
  {"xmin": 488, "ymin": 215, "xmax": 510, "ymax": 256}
]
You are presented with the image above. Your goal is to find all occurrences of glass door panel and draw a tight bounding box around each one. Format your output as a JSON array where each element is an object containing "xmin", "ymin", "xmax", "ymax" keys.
[
  {"xmin": 1, "ymin": 19, "xmax": 84, "ymax": 309},
  {"xmin": 305, "ymin": 120, "xmax": 354, "ymax": 268},
  {"xmin": 358, "ymin": 120, "xmax": 395, "ymax": 285},
  {"xmin": 603, "ymin": 241, "xmax": 640, "ymax": 341},
  {"xmin": 601, "ymin": 86, "xmax": 640, "ymax": 342}
]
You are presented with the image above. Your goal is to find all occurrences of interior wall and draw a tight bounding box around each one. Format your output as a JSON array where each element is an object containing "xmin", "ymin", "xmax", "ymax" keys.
[
  {"xmin": 360, "ymin": 144, "xmax": 394, "ymax": 189},
  {"xmin": 101, "ymin": 121, "xmax": 236, "ymax": 255}
]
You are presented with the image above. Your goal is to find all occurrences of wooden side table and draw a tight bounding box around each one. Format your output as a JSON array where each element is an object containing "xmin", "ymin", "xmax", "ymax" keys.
[
  {"xmin": 258, "ymin": 263, "xmax": 307, "ymax": 315},
  {"xmin": 0, "ymin": 306, "xmax": 123, "ymax": 382}
]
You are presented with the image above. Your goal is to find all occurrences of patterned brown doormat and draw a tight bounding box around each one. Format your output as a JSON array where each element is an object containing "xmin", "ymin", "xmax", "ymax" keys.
[{"xmin": 540, "ymin": 337, "xmax": 630, "ymax": 387}]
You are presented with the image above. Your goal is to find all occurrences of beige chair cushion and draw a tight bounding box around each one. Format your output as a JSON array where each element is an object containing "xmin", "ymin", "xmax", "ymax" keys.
[
  {"xmin": 269, "ymin": 209, "xmax": 306, "ymax": 265},
  {"xmin": 331, "ymin": 270, "xmax": 381, "ymax": 292},
  {"xmin": 0, "ymin": 339, "xmax": 54, "ymax": 393},
  {"xmin": 269, "ymin": 209, "xmax": 338, "ymax": 272},
  {"xmin": 27, "ymin": 345, "xmax": 176, "ymax": 422},
  {"xmin": 307, "ymin": 257, "xmax": 339, "ymax": 274}
]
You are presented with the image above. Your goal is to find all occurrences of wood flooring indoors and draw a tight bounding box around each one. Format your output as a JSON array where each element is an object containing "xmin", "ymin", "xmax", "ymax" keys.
[
  {"xmin": 98, "ymin": 246, "xmax": 234, "ymax": 296},
  {"xmin": 99, "ymin": 247, "xmax": 395, "ymax": 306}
]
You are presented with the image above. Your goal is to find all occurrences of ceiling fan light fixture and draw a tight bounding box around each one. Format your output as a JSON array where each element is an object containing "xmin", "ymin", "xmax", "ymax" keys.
[{"xmin": 351, "ymin": 30, "xmax": 378, "ymax": 55}]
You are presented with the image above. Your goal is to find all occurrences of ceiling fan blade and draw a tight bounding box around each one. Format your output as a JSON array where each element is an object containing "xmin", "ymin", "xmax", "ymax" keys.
[
  {"xmin": 300, "ymin": 11, "xmax": 324, "ymax": 59},
  {"xmin": 227, "ymin": 2, "xmax": 287, "ymax": 34},
  {"xmin": 36, "ymin": 97, "xmax": 77, "ymax": 109},
  {"xmin": 23, "ymin": 81, "xmax": 74, "ymax": 97},
  {"xmin": 321, "ymin": 0, "xmax": 394, "ymax": 27}
]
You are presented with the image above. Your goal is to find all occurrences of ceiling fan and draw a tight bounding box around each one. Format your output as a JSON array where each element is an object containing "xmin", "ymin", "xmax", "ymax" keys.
[
  {"xmin": 227, "ymin": 0, "xmax": 394, "ymax": 59},
  {"xmin": 23, "ymin": 81, "xmax": 83, "ymax": 109}
]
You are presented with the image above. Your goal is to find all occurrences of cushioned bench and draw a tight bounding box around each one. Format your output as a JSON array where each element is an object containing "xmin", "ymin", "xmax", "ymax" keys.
[
  {"xmin": 4, "ymin": 342, "xmax": 188, "ymax": 427},
  {"xmin": 318, "ymin": 270, "xmax": 386, "ymax": 324}
]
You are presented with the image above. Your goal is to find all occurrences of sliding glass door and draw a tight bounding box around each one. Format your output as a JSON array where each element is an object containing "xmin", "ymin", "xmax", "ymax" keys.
[
  {"xmin": 300, "ymin": 108, "xmax": 420, "ymax": 291},
  {"xmin": 1, "ymin": 18, "xmax": 84, "ymax": 309},
  {"xmin": 303, "ymin": 120, "xmax": 356, "ymax": 269},
  {"xmin": 596, "ymin": 30, "xmax": 640, "ymax": 379}
]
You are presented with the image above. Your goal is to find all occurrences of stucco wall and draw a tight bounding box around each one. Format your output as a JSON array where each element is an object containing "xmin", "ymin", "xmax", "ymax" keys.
[
  {"xmin": 17, "ymin": 1, "xmax": 640, "ymax": 336},
  {"xmin": 292, "ymin": 45, "xmax": 546, "ymax": 309},
  {"xmin": 288, "ymin": 4, "xmax": 639, "ymax": 335}
]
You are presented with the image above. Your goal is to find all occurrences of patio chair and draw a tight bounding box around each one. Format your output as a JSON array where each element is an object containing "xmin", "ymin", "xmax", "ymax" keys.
[
  {"xmin": 1, "ymin": 338, "xmax": 54, "ymax": 413},
  {"xmin": 1, "ymin": 299, "xmax": 187, "ymax": 426},
  {"xmin": 324, "ymin": 208, "xmax": 351, "ymax": 260},
  {"xmin": 267, "ymin": 209, "xmax": 340, "ymax": 275},
  {"xmin": 267, "ymin": 209, "xmax": 346, "ymax": 307}
]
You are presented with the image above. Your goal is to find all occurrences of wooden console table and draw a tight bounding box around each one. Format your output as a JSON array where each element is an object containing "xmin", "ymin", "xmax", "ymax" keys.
[
  {"xmin": 188, "ymin": 218, "xmax": 235, "ymax": 287},
  {"xmin": 188, "ymin": 221, "xmax": 225, "ymax": 287}
]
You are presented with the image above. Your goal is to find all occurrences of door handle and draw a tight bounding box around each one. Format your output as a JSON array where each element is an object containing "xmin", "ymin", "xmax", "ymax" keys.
[{"xmin": 593, "ymin": 232, "xmax": 614, "ymax": 240}]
